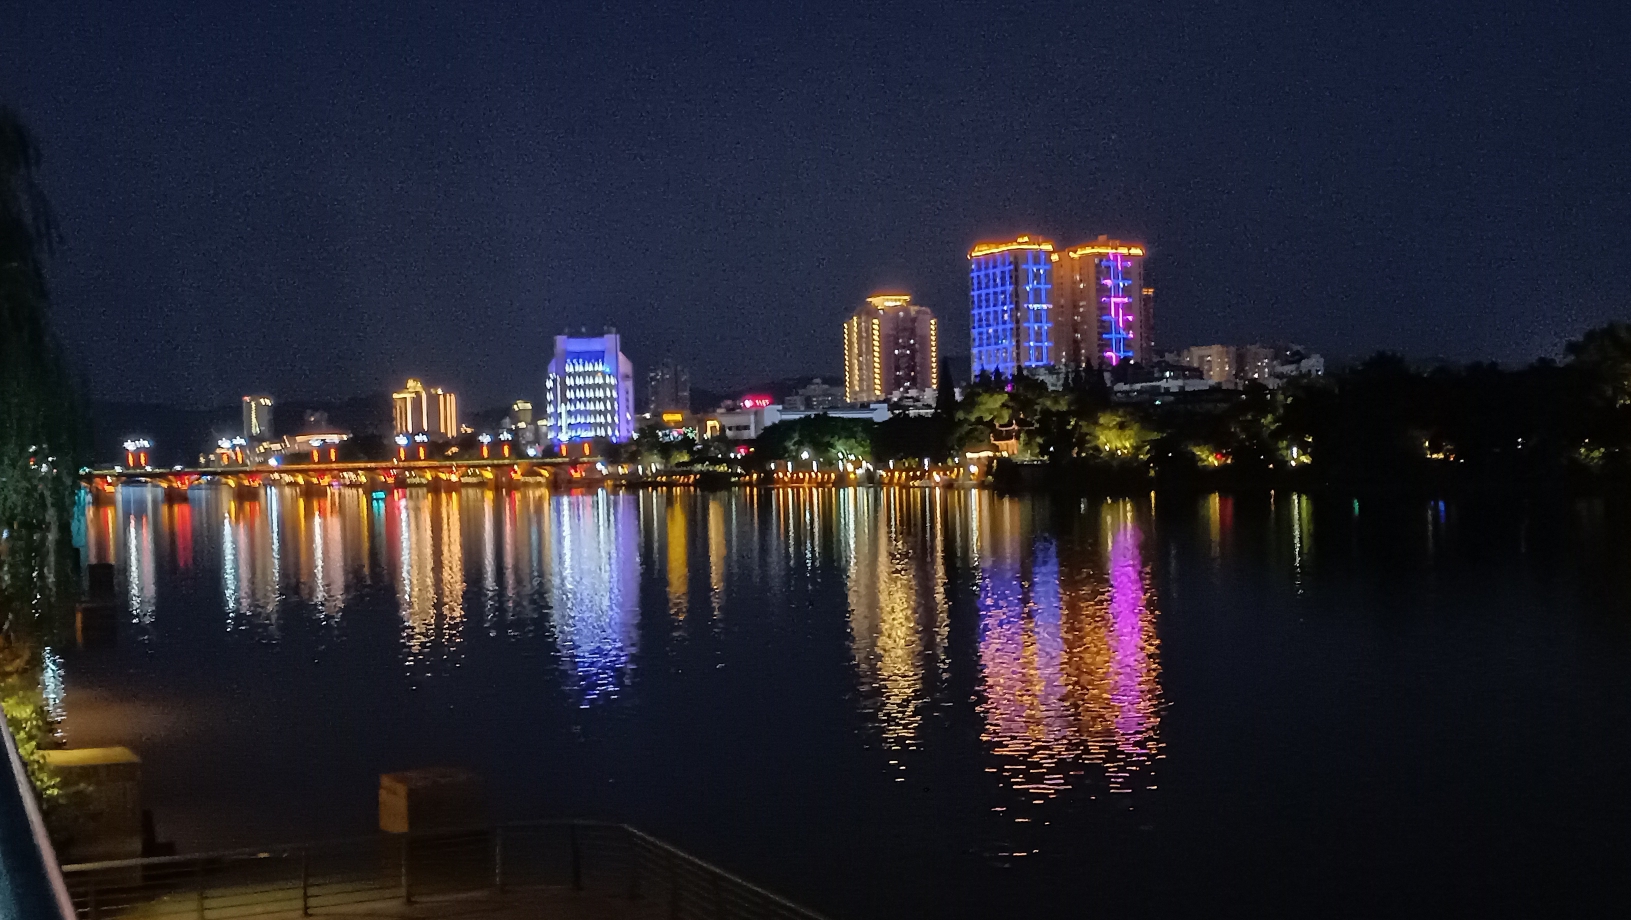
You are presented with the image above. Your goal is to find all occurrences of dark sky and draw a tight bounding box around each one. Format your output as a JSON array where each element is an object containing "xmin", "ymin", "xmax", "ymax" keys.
[{"xmin": 4, "ymin": 2, "xmax": 1628, "ymax": 409}]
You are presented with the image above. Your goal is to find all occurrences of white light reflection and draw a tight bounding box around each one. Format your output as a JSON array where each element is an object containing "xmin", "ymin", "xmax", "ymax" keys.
[
  {"xmin": 546, "ymin": 492, "xmax": 639, "ymax": 705},
  {"xmin": 393, "ymin": 490, "xmax": 466, "ymax": 676}
]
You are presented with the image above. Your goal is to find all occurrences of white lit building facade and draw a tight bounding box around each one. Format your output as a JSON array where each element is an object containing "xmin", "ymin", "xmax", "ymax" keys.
[{"xmin": 545, "ymin": 331, "xmax": 636, "ymax": 443}]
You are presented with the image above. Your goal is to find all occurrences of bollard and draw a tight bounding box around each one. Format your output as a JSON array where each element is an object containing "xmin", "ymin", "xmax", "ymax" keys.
[{"xmin": 299, "ymin": 848, "xmax": 309, "ymax": 916}]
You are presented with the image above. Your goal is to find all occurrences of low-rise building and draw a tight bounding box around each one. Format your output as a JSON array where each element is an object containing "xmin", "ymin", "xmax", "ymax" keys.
[
  {"xmin": 1175, "ymin": 344, "xmax": 1325, "ymax": 387},
  {"xmin": 783, "ymin": 379, "xmax": 848, "ymax": 411},
  {"xmin": 710, "ymin": 402, "xmax": 891, "ymax": 441}
]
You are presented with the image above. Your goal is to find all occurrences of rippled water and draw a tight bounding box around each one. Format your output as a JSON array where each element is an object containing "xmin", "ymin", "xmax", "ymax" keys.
[{"xmin": 61, "ymin": 486, "xmax": 1631, "ymax": 918}]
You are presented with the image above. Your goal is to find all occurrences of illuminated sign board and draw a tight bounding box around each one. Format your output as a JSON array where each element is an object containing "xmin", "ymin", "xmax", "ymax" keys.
[
  {"xmin": 661, "ymin": 412, "xmax": 685, "ymax": 426},
  {"xmin": 740, "ymin": 394, "xmax": 773, "ymax": 409}
]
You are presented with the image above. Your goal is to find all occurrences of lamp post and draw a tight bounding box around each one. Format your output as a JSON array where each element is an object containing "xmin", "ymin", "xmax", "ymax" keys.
[{"xmin": 122, "ymin": 438, "xmax": 152, "ymax": 469}]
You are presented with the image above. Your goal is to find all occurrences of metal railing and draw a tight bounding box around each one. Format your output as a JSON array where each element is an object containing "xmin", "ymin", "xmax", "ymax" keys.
[
  {"xmin": 0, "ymin": 715, "xmax": 76, "ymax": 919},
  {"xmin": 59, "ymin": 820, "xmax": 829, "ymax": 920}
]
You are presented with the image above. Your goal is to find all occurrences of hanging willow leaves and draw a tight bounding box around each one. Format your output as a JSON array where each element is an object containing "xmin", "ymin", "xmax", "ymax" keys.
[{"xmin": 1, "ymin": 105, "xmax": 84, "ymax": 544}]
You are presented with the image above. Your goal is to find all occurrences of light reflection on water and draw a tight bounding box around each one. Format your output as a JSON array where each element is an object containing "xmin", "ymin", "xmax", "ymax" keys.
[
  {"xmin": 544, "ymin": 492, "xmax": 640, "ymax": 704},
  {"xmin": 75, "ymin": 485, "xmax": 1631, "ymax": 917},
  {"xmin": 842, "ymin": 489, "xmax": 950, "ymax": 756},
  {"xmin": 89, "ymin": 485, "xmax": 1168, "ymax": 808},
  {"xmin": 972, "ymin": 495, "xmax": 1163, "ymax": 804}
]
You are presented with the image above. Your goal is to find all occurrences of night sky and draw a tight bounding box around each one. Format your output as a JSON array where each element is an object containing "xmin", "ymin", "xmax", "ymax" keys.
[{"xmin": 4, "ymin": 2, "xmax": 1627, "ymax": 409}]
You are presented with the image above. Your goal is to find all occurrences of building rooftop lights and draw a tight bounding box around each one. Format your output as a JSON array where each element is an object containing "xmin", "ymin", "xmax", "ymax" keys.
[
  {"xmin": 968, "ymin": 235, "xmax": 1055, "ymax": 258},
  {"xmin": 1064, "ymin": 239, "xmax": 1147, "ymax": 258}
]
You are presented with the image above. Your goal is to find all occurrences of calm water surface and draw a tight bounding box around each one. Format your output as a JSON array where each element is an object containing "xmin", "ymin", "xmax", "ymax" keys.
[{"xmin": 61, "ymin": 486, "xmax": 1631, "ymax": 917}]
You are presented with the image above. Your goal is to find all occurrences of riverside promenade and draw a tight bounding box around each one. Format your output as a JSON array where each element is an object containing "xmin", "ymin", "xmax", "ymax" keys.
[{"xmin": 58, "ymin": 821, "xmax": 827, "ymax": 920}]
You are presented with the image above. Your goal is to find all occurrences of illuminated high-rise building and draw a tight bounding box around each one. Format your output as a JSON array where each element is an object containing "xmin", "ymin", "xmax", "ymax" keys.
[
  {"xmin": 545, "ymin": 331, "xmax": 636, "ymax": 443},
  {"xmin": 392, "ymin": 378, "xmax": 460, "ymax": 439},
  {"xmin": 968, "ymin": 236, "xmax": 1055, "ymax": 378},
  {"xmin": 647, "ymin": 359, "xmax": 691, "ymax": 415},
  {"xmin": 1054, "ymin": 237, "xmax": 1152, "ymax": 367},
  {"xmin": 843, "ymin": 294, "xmax": 938, "ymax": 403},
  {"xmin": 241, "ymin": 395, "xmax": 274, "ymax": 441}
]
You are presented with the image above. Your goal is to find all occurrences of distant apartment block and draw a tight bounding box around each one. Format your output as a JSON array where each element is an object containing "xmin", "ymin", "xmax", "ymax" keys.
[
  {"xmin": 1176, "ymin": 345, "xmax": 1325, "ymax": 386},
  {"xmin": 843, "ymin": 293, "xmax": 939, "ymax": 403},
  {"xmin": 393, "ymin": 378, "xmax": 459, "ymax": 439},
  {"xmin": 647, "ymin": 359, "xmax": 691, "ymax": 415},
  {"xmin": 782, "ymin": 379, "xmax": 849, "ymax": 412}
]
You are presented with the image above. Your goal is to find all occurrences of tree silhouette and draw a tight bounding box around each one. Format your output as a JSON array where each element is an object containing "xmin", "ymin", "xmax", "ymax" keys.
[{"xmin": 1, "ymin": 106, "xmax": 85, "ymax": 574}]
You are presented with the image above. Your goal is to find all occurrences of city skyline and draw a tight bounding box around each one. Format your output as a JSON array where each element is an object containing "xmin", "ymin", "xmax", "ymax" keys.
[
  {"xmin": 5, "ymin": 4, "xmax": 1625, "ymax": 409},
  {"xmin": 9, "ymin": 10, "xmax": 1631, "ymax": 919}
]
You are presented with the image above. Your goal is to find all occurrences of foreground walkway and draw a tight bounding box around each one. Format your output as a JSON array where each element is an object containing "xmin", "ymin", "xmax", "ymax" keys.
[
  {"xmin": 98, "ymin": 885, "xmax": 665, "ymax": 919},
  {"xmin": 62, "ymin": 821, "xmax": 825, "ymax": 920}
]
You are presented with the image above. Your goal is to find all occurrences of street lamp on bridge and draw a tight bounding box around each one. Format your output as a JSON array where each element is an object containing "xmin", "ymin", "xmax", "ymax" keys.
[{"xmin": 122, "ymin": 438, "xmax": 152, "ymax": 469}]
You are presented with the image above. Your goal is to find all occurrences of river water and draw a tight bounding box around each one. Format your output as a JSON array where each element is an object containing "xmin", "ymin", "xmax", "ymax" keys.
[{"xmin": 60, "ymin": 485, "xmax": 1631, "ymax": 917}]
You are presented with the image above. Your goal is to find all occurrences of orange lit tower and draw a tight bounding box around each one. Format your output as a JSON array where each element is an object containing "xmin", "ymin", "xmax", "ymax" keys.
[
  {"xmin": 392, "ymin": 379, "xmax": 459, "ymax": 439},
  {"xmin": 842, "ymin": 294, "xmax": 939, "ymax": 403},
  {"xmin": 1054, "ymin": 237, "xmax": 1152, "ymax": 367}
]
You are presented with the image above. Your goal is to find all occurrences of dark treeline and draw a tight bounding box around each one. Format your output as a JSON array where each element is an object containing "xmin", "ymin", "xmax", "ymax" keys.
[
  {"xmin": 1, "ymin": 107, "xmax": 83, "ymax": 822},
  {"xmin": 732, "ymin": 323, "xmax": 1631, "ymax": 494}
]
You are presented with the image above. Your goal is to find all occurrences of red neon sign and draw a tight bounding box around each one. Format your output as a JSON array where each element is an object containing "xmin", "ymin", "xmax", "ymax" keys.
[{"xmin": 740, "ymin": 394, "xmax": 773, "ymax": 409}]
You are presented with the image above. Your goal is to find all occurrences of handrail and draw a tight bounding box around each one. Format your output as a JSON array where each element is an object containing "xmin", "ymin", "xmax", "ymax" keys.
[
  {"xmin": 60, "ymin": 819, "xmax": 621, "ymax": 872},
  {"xmin": 0, "ymin": 715, "xmax": 76, "ymax": 919},
  {"xmin": 58, "ymin": 819, "xmax": 832, "ymax": 920},
  {"xmin": 621, "ymin": 824, "xmax": 826, "ymax": 918}
]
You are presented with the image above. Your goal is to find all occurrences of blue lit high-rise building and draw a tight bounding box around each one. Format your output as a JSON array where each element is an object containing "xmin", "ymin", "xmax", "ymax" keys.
[
  {"xmin": 968, "ymin": 236, "xmax": 1055, "ymax": 378},
  {"xmin": 545, "ymin": 330, "xmax": 636, "ymax": 443}
]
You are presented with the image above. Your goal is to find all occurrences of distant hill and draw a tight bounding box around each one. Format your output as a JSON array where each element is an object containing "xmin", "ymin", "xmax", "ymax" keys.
[{"xmin": 91, "ymin": 393, "xmax": 392, "ymax": 467}]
